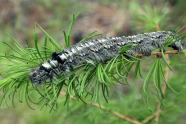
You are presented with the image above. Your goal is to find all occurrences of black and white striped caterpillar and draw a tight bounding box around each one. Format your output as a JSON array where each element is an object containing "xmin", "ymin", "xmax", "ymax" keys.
[{"xmin": 30, "ymin": 31, "xmax": 184, "ymax": 84}]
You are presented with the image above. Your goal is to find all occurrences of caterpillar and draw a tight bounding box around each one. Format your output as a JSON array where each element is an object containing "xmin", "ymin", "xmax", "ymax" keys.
[{"xmin": 30, "ymin": 31, "xmax": 184, "ymax": 84}]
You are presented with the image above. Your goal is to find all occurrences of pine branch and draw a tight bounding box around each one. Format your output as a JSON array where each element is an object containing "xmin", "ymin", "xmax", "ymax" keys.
[
  {"xmin": 135, "ymin": 49, "xmax": 186, "ymax": 57},
  {"xmin": 142, "ymin": 47, "xmax": 173, "ymax": 124},
  {"xmin": 141, "ymin": 21, "xmax": 177, "ymax": 124},
  {"xmin": 60, "ymin": 92, "xmax": 142, "ymax": 124}
]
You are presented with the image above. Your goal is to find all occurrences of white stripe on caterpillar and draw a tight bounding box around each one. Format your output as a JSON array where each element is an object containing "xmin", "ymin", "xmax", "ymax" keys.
[{"xmin": 30, "ymin": 31, "xmax": 184, "ymax": 84}]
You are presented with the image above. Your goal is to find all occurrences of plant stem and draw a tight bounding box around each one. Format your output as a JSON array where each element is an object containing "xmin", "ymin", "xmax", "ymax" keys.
[
  {"xmin": 155, "ymin": 24, "xmax": 160, "ymax": 31},
  {"xmin": 135, "ymin": 49, "xmax": 186, "ymax": 57},
  {"xmin": 60, "ymin": 92, "xmax": 142, "ymax": 124}
]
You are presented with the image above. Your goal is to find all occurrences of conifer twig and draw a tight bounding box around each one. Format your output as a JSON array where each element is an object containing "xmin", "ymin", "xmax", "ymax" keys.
[
  {"xmin": 60, "ymin": 92, "xmax": 142, "ymax": 124},
  {"xmin": 135, "ymin": 49, "xmax": 186, "ymax": 57},
  {"xmin": 142, "ymin": 113, "xmax": 156, "ymax": 123}
]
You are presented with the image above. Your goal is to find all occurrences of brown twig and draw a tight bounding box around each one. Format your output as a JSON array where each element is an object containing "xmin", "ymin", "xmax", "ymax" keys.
[
  {"xmin": 135, "ymin": 49, "xmax": 186, "ymax": 57},
  {"xmin": 142, "ymin": 113, "xmax": 156, "ymax": 124},
  {"xmin": 155, "ymin": 24, "xmax": 161, "ymax": 31},
  {"xmin": 60, "ymin": 92, "xmax": 142, "ymax": 124},
  {"xmin": 142, "ymin": 108, "xmax": 162, "ymax": 124}
]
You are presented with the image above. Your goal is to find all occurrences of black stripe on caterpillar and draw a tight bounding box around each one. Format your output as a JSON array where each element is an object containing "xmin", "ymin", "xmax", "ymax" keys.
[{"xmin": 30, "ymin": 31, "xmax": 184, "ymax": 84}]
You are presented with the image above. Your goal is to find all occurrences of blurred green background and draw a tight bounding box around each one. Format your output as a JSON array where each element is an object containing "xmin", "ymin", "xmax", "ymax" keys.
[{"xmin": 0, "ymin": 0, "xmax": 185, "ymax": 124}]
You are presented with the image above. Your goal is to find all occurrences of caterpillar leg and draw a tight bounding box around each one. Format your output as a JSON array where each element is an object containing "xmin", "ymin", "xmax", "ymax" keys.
[
  {"xmin": 136, "ymin": 46, "xmax": 152, "ymax": 56},
  {"xmin": 125, "ymin": 46, "xmax": 153, "ymax": 56},
  {"xmin": 125, "ymin": 50, "xmax": 136, "ymax": 56}
]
